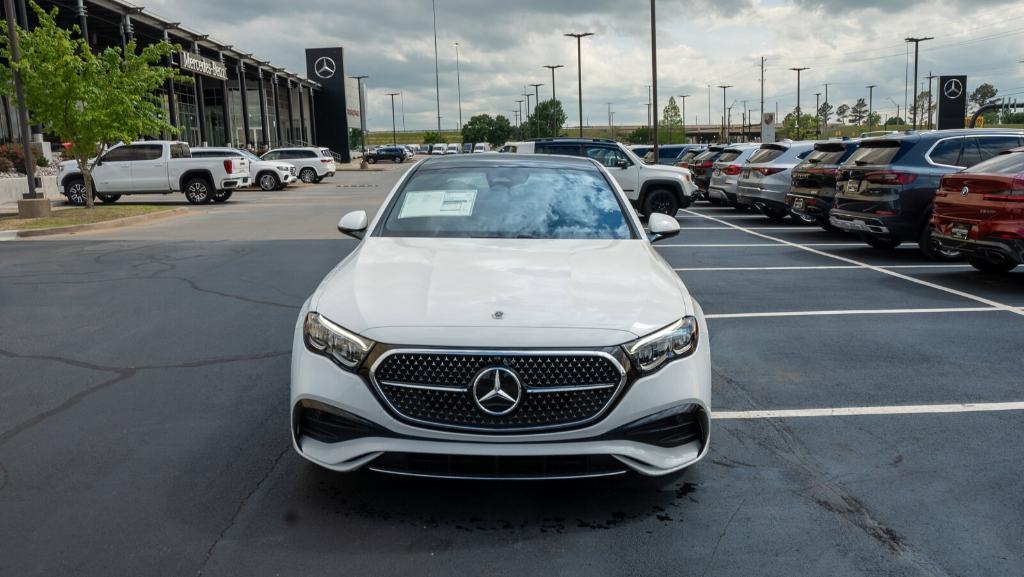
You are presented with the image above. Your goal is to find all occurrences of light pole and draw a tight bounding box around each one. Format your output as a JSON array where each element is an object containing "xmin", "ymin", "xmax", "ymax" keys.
[
  {"xmin": 649, "ymin": 0, "xmax": 659, "ymax": 159},
  {"xmin": 888, "ymin": 97, "xmax": 900, "ymax": 127},
  {"xmin": 717, "ymin": 85, "xmax": 732, "ymax": 142},
  {"xmin": 905, "ymin": 36, "xmax": 933, "ymax": 130},
  {"xmin": 386, "ymin": 92, "xmax": 400, "ymax": 145},
  {"xmin": 789, "ymin": 67, "xmax": 809, "ymax": 139},
  {"xmin": 5, "ymin": 0, "xmax": 40, "ymax": 217},
  {"xmin": 565, "ymin": 32, "xmax": 594, "ymax": 138},
  {"xmin": 867, "ymin": 85, "xmax": 877, "ymax": 133},
  {"xmin": 349, "ymin": 75, "xmax": 369, "ymax": 168},
  {"xmin": 530, "ymin": 83, "xmax": 545, "ymax": 135},
  {"xmin": 400, "ymin": 92, "xmax": 406, "ymax": 134},
  {"xmin": 925, "ymin": 72, "xmax": 937, "ymax": 129},
  {"xmin": 543, "ymin": 65, "xmax": 564, "ymax": 100},
  {"xmin": 453, "ymin": 42, "xmax": 463, "ymax": 129},
  {"xmin": 679, "ymin": 94, "xmax": 689, "ymax": 143},
  {"xmin": 431, "ymin": 0, "xmax": 441, "ymax": 131},
  {"xmin": 515, "ymin": 99, "xmax": 524, "ymax": 131},
  {"xmin": 814, "ymin": 92, "xmax": 821, "ymax": 136},
  {"xmin": 524, "ymin": 92, "xmax": 533, "ymax": 137}
]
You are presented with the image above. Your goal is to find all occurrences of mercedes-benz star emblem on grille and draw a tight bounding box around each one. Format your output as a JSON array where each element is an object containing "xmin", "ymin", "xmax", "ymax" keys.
[
  {"xmin": 943, "ymin": 78, "xmax": 963, "ymax": 100},
  {"xmin": 472, "ymin": 367, "xmax": 523, "ymax": 416},
  {"xmin": 492, "ymin": 310, "xmax": 504, "ymax": 320},
  {"xmin": 314, "ymin": 56, "xmax": 336, "ymax": 79},
  {"xmin": 961, "ymin": 186, "xmax": 970, "ymax": 197}
]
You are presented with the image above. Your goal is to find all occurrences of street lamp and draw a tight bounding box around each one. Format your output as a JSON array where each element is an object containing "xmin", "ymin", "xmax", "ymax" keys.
[
  {"xmin": 386, "ymin": 92, "xmax": 400, "ymax": 145},
  {"xmin": 649, "ymin": 0, "xmax": 659, "ymax": 158},
  {"xmin": 524, "ymin": 92, "xmax": 533, "ymax": 137},
  {"xmin": 565, "ymin": 32, "xmax": 594, "ymax": 138},
  {"xmin": 814, "ymin": 92, "xmax": 822, "ymax": 136},
  {"xmin": 543, "ymin": 65, "xmax": 564, "ymax": 100},
  {"xmin": 515, "ymin": 99, "xmax": 524, "ymax": 130},
  {"xmin": 454, "ymin": 42, "xmax": 463, "ymax": 129},
  {"xmin": 905, "ymin": 37, "xmax": 934, "ymax": 130},
  {"xmin": 679, "ymin": 94, "xmax": 690, "ymax": 143},
  {"xmin": 789, "ymin": 67, "xmax": 810, "ymax": 139},
  {"xmin": 5, "ymin": 0, "xmax": 41, "ymax": 217},
  {"xmin": 431, "ymin": 0, "xmax": 441, "ymax": 131},
  {"xmin": 349, "ymin": 75, "xmax": 369, "ymax": 168},
  {"xmin": 717, "ymin": 85, "xmax": 732, "ymax": 142}
]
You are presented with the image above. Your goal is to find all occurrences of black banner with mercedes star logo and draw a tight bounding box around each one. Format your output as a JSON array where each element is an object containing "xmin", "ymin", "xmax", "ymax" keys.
[
  {"xmin": 937, "ymin": 75, "xmax": 967, "ymax": 130},
  {"xmin": 305, "ymin": 47, "xmax": 351, "ymax": 162}
]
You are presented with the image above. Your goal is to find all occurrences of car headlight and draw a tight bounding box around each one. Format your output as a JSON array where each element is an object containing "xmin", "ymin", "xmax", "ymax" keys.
[
  {"xmin": 277, "ymin": 165, "xmax": 291, "ymax": 172},
  {"xmin": 303, "ymin": 312, "xmax": 375, "ymax": 371},
  {"xmin": 623, "ymin": 317, "xmax": 699, "ymax": 375}
]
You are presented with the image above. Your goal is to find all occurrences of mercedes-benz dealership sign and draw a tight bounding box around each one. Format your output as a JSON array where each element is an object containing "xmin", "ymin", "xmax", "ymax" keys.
[
  {"xmin": 179, "ymin": 51, "xmax": 228, "ymax": 81},
  {"xmin": 937, "ymin": 75, "xmax": 968, "ymax": 130}
]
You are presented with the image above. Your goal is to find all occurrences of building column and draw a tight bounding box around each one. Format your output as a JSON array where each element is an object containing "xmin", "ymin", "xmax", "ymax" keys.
[
  {"xmin": 257, "ymin": 67, "xmax": 269, "ymax": 148},
  {"xmin": 220, "ymin": 52, "xmax": 232, "ymax": 147},
  {"xmin": 75, "ymin": 0, "xmax": 89, "ymax": 43},
  {"xmin": 163, "ymin": 30, "xmax": 177, "ymax": 129},
  {"xmin": 271, "ymin": 74, "xmax": 282, "ymax": 145},
  {"xmin": 239, "ymin": 62, "xmax": 252, "ymax": 147},
  {"xmin": 192, "ymin": 42, "xmax": 207, "ymax": 146},
  {"xmin": 286, "ymin": 78, "xmax": 295, "ymax": 144},
  {"xmin": 298, "ymin": 84, "xmax": 307, "ymax": 143},
  {"xmin": 309, "ymin": 88, "xmax": 317, "ymax": 145}
]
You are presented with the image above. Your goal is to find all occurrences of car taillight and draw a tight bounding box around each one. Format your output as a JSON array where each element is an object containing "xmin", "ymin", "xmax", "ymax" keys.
[
  {"xmin": 757, "ymin": 167, "xmax": 785, "ymax": 176},
  {"xmin": 700, "ymin": 160, "xmax": 714, "ymax": 168},
  {"xmin": 864, "ymin": 170, "xmax": 917, "ymax": 185},
  {"xmin": 321, "ymin": 158, "xmax": 333, "ymax": 163},
  {"xmin": 723, "ymin": 165, "xmax": 742, "ymax": 176},
  {"xmin": 224, "ymin": 159, "xmax": 234, "ymax": 174}
]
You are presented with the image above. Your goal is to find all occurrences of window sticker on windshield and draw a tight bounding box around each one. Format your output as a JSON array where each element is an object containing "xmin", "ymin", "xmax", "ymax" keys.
[{"xmin": 398, "ymin": 190, "xmax": 477, "ymax": 219}]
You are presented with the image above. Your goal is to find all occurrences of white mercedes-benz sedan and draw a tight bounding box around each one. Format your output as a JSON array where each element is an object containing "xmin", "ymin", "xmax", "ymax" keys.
[{"xmin": 290, "ymin": 154, "xmax": 711, "ymax": 479}]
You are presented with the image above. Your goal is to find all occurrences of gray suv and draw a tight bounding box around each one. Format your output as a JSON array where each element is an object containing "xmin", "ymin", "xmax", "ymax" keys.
[
  {"xmin": 736, "ymin": 141, "xmax": 816, "ymax": 221},
  {"xmin": 708, "ymin": 144, "xmax": 760, "ymax": 208}
]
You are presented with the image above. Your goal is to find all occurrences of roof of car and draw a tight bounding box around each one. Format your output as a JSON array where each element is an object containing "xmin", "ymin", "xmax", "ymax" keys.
[
  {"xmin": 418, "ymin": 153, "xmax": 600, "ymax": 170},
  {"xmin": 863, "ymin": 128, "xmax": 1024, "ymax": 143}
]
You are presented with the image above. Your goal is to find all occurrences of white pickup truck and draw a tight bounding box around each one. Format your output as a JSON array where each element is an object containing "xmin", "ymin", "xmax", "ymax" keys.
[{"xmin": 57, "ymin": 141, "xmax": 251, "ymax": 205}]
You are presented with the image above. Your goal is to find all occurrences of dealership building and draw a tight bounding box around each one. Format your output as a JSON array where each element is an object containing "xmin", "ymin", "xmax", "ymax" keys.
[{"xmin": 0, "ymin": 0, "xmax": 358, "ymax": 162}]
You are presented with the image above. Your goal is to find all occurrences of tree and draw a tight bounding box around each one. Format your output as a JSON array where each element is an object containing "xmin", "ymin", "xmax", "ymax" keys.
[
  {"xmin": 848, "ymin": 98, "xmax": 868, "ymax": 125},
  {"xmin": 884, "ymin": 116, "xmax": 904, "ymax": 126},
  {"xmin": 836, "ymin": 104, "xmax": 850, "ymax": 125},
  {"xmin": 780, "ymin": 112, "xmax": 816, "ymax": 139},
  {"xmin": 0, "ymin": 2, "xmax": 186, "ymax": 207},
  {"xmin": 627, "ymin": 126, "xmax": 651, "ymax": 144},
  {"xmin": 866, "ymin": 112, "xmax": 882, "ymax": 128},
  {"xmin": 522, "ymin": 99, "xmax": 567, "ymax": 138},
  {"xmin": 348, "ymin": 128, "xmax": 363, "ymax": 151},
  {"xmin": 422, "ymin": 131, "xmax": 448, "ymax": 145},
  {"xmin": 489, "ymin": 115, "xmax": 513, "ymax": 148},
  {"xmin": 969, "ymin": 83, "xmax": 998, "ymax": 113},
  {"xmin": 461, "ymin": 114, "xmax": 495, "ymax": 145},
  {"xmin": 818, "ymin": 102, "xmax": 834, "ymax": 126},
  {"xmin": 662, "ymin": 96, "xmax": 682, "ymax": 142},
  {"xmin": 912, "ymin": 91, "xmax": 934, "ymax": 125}
]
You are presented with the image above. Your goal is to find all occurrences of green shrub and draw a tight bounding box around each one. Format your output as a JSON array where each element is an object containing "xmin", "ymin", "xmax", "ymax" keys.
[{"xmin": 35, "ymin": 155, "xmax": 49, "ymax": 168}]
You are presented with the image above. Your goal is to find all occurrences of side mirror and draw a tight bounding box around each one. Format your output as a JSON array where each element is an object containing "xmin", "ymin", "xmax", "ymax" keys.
[
  {"xmin": 338, "ymin": 210, "xmax": 368, "ymax": 240},
  {"xmin": 616, "ymin": 159, "xmax": 630, "ymax": 170},
  {"xmin": 647, "ymin": 212, "xmax": 681, "ymax": 243}
]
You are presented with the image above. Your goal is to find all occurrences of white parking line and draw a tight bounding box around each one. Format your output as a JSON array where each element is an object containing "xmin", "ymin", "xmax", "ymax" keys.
[
  {"xmin": 714, "ymin": 401, "xmax": 1024, "ymax": 420},
  {"xmin": 705, "ymin": 307, "xmax": 999, "ymax": 319},
  {"xmin": 679, "ymin": 209, "xmax": 1024, "ymax": 318},
  {"xmin": 681, "ymin": 226, "xmax": 825, "ymax": 231},
  {"xmin": 674, "ymin": 264, "xmax": 971, "ymax": 272},
  {"xmin": 659, "ymin": 243, "xmax": 865, "ymax": 248}
]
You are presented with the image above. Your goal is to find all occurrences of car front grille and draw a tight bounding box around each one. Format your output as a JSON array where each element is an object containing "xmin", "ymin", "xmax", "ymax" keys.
[
  {"xmin": 368, "ymin": 452, "xmax": 627, "ymax": 480},
  {"xmin": 369, "ymin": 350, "xmax": 627, "ymax": 433}
]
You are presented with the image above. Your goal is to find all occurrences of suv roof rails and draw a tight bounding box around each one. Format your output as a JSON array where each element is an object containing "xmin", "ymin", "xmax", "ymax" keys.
[{"xmin": 528, "ymin": 137, "xmax": 618, "ymax": 144}]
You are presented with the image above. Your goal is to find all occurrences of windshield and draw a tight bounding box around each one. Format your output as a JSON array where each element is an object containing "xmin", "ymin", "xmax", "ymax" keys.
[
  {"xmin": 378, "ymin": 165, "xmax": 635, "ymax": 240},
  {"xmin": 963, "ymin": 151, "xmax": 1024, "ymax": 174},
  {"xmin": 236, "ymin": 150, "xmax": 261, "ymax": 162}
]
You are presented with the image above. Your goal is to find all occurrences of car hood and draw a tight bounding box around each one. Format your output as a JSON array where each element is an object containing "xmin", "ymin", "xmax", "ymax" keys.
[
  {"xmin": 310, "ymin": 237, "xmax": 691, "ymax": 348},
  {"xmin": 642, "ymin": 164, "xmax": 692, "ymax": 178}
]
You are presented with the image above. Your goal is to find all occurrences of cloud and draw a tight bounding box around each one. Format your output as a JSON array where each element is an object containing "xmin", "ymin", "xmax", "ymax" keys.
[{"xmin": 142, "ymin": 0, "xmax": 1024, "ymax": 131}]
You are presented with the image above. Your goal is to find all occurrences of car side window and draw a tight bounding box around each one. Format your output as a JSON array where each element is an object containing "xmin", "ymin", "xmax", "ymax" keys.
[
  {"xmin": 135, "ymin": 145, "xmax": 163, "ymax": 161},
  {"xmin": 101, "ymin": 147, "xmax": 134, "ymax": 162},
  {"xmin": 169, "ymin": 144, "xmax": 190, "ymax": 159},
  {"xmin": 586, "ymin": 146, "xmax": 629, "ymax": 168},
  {"xmin": 537, "ymin": 143, "xmax": 581, "ymax": 156},
  {"xmin": 264, "ymin": 151, "xmax": 281, "ymax": 160},
  {"xmin": 928, "ymin": 138, "xmax": 963, "ymax": 166},
  {"xmin": 976, "ymin": 136, "xmax": 1021, "ymax": 162},
  {"xmin": 302, "ymin": 151, "xmax": 318, "ymax": 158},
  {"xmin": 958, "ymin": 138, "xmax": 982, "ymax": 168}
]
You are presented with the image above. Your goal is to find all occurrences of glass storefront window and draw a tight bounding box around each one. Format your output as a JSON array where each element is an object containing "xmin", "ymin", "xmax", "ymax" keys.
[{"xmin": 173, "ymin": 81, "xmax": 200, "ymax": 146}]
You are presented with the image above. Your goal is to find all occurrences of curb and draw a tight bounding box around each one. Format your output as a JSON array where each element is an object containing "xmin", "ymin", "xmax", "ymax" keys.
[{"xmin": 15, "ymin": 207, "xmax": 191, "ymax": 238}]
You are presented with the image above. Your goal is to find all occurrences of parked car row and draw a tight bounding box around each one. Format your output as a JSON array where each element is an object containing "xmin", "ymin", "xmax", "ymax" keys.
[{"xmin": 686, "ymin": 129, "xmax": 1024, "ymax": 272}]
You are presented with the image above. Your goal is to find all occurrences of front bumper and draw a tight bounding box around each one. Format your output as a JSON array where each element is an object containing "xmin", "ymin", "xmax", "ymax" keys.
[{"xmin": 289, "ymin": 307, "xmax": 712, "ymax": 478}]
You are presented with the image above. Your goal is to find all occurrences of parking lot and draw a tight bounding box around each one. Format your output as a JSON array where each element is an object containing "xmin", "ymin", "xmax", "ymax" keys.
[{"xmin": 1, "ymin": 162, "xmax": 1022, "ymax": 576}]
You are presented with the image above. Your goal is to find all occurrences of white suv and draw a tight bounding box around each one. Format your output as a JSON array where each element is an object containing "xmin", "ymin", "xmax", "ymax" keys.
[
  {"xmin": 193, "ymin": 147, "xmax": 296, "ymax": 191},
  {"xmin": 291, "ymin": 154, "xmax": 710, "ymax": 479},
  {"xmin": 508, "ymin": 139, "xmax": 699, "ymax": 215},
  {"xmin": 262, "ymin": 147, "xmax": 336, "ymax": 183}
]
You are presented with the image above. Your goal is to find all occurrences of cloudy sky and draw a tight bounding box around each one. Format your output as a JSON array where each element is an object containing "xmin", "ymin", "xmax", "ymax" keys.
[{"xmin": 146, "ymin": 0, "xmax": 1024, "ymax": 131}]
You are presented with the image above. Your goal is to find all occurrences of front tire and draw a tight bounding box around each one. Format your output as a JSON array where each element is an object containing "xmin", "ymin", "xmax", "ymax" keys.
[
  {"xmin": 643, "ymin": 188, "xmax": 680, "ymax": 217},
  {"xmin": 299, "ymin": 168, "xmax": 317, "ymax": 183},
  {"xmin": 95, "ymin": 193, "xmax": 121, "ymax": 204},
  {"xmin": 184, "ymin": 178, "xmax": 213, "ymax": 205},
  {"xmin": 64, "ymin": 178, "xmax": 88, "ymax": 206},
  {"xmin": 968, "ymin": 256, "xmax": 1018, "ymax": 274},
  {"xmin": 258, "ymin": 172, "xmax": 280, "ymax": 192},
  {"xmin": 859, "ymin": 232, "xmax": 903, "ymax": 250}
]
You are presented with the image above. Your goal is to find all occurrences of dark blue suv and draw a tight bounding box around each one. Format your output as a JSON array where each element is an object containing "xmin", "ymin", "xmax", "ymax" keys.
[{"xmin": 830, "ymin": 129, "xmax": 1024, "ymax": 260}]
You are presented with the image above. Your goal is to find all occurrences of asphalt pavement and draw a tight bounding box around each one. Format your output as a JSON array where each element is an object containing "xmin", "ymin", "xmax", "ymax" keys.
[{"xmin": 1, "ymin": 159, "xmax": 1022, "ymax": 577}]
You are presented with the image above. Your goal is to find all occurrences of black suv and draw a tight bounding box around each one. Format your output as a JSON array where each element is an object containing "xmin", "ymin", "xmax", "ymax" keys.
[
  {"xmin": 831, "ymin": 129, "xmax": 1024, "ymax": 260},
  {"xmin": 366, "ymin": 147, "xmax": 406, "ymax": 164},
  {"xmin": 688, "ymin": 145, "xmax": 728, "ymax": 201},
  {"xmin": 787, "ymin": 139, "xmax": 863, "ymax": 231}
]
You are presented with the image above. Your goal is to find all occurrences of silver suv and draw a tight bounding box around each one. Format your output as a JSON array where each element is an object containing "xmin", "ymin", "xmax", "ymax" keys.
[
  {"xmin": 707, "ymin": 144, "xmax": 760, "ymax": 207},
  {"xmin": 736, "ymin": 141, "xmax": 816, "ymax": 221},
  {"xmin": 262, "ymin": 147, "xmax": 337, "ymax": 183}
]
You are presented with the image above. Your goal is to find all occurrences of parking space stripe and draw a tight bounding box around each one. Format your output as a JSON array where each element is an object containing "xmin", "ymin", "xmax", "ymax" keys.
[
  {"xmin": 674, "ymin": 264, "xmax": 971, "ymax": 272},
  {"xmin": 705, "ymin": 307, "xmax": 999, "ymax": 319},
  {"xmin": 681, "ymin": 226, "xmax": 825, "ymax": 231},
  {"xmin": 714, "ymin": 402, "xmax": 1024, "ymax": 419},
  {"xmin": 659, "ymin": 243, "xmax": 865, "ymax": 248},
  {"xmin": 679, "ymin": 209, "xmax": 1024, "ymax": 318}
]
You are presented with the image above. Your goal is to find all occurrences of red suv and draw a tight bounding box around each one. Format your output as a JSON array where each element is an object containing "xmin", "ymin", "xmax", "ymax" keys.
[{"xmin": 932, "ymin": 148, "xmax": 1024, "ymax": 273}]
